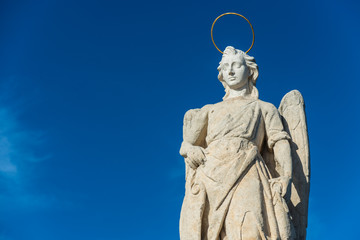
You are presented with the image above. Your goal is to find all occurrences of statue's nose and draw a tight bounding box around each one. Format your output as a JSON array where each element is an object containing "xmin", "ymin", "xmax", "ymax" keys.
[{"xmin": 229, "ymin": 70, "xmax": 235, "ymax": 76}]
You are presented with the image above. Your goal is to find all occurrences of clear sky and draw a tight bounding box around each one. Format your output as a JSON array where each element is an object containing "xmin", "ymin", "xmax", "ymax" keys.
[{"xmin": 0, "ymin": 0, "xmax": 359, "ymax": 239}]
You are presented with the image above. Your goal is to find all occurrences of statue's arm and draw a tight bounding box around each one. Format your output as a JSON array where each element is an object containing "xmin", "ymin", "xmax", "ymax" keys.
[
  {"xmin": 273, "ymin": 140, "xmax": 292, "ymax": 197},
  {"xmin": 273, "ymin": 140, "xmax": 292, "ymax": 179},
  {"xmin": 264, "ymin": 103, "xmax": 292, "ymax": 196},
  {"xmin": 179, "ymin": 105, "xmax": 211, "ymax": 169}
]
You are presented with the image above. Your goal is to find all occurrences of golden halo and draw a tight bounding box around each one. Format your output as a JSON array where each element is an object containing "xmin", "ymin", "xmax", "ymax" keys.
[{"xmin": 211, "ymin": 12, "xmax": 255, "ymax": 54}]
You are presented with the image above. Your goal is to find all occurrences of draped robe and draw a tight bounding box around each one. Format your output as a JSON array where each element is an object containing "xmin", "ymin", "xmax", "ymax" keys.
[{"xmin": 180, "ymin": 97, "xmax": 292, "ymax": 240}]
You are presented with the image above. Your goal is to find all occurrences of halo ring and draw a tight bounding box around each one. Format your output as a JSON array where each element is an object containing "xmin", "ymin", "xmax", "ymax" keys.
[{"xmin": 211, "ymin": 12, "xmax": 255, "ymax": 54}]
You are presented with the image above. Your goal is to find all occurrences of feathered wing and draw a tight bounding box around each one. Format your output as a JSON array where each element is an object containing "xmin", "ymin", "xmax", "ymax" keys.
[{"xmin": 278, "ymin": 90, "xmax": 310, "ymax": 240}]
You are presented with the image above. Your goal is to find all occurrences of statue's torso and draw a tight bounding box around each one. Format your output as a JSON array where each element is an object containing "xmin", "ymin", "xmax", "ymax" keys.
[
  {"xmin": 205, "ymin": 98, "xmax": 266, "ymax": 153},
  {"xmin": 199, "ymin": 98, "xmax": 267, "ymax": 184}
]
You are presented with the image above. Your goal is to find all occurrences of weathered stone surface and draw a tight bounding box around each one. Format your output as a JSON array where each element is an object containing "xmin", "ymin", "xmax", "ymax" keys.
[{"xmin": 179, "ymin": 46, "xmax": 310, "ymax": 240}]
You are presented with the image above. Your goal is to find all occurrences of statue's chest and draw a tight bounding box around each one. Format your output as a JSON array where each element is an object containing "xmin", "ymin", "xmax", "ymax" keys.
[{"xmin": 207, "ymin": 101, "xmax": 261, "ymax": 138}]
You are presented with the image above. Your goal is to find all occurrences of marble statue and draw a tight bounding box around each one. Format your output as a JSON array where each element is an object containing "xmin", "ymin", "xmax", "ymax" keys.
[{"xmin": 179, "ymin": 46, "xmax": 310, "ymax": 240}]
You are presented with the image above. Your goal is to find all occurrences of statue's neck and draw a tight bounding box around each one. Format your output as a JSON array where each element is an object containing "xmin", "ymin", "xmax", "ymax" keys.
[{"xmin": 227, "ymin": 83, "xmax": 251, "ymax": 99}]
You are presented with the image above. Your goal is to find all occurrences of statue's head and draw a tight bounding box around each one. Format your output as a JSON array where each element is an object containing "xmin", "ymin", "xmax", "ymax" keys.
[{"xmin": 217, "ymin": 46, "xmax": 259, "ymax": 100}]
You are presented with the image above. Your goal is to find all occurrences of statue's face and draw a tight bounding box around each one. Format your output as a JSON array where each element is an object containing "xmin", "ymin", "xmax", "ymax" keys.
[{"xmin": 221, "ymin": 54, "xmax": 250, "ymax": 90}]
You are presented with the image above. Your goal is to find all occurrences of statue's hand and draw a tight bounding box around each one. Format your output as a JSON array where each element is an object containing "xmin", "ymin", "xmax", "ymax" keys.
[
  {"xmin": 269, "ymin": 176, "xmax": 291, "ymax": 198},
  {"xmin": 185, "ymin": 146, "xmax": 206, "ymax": 170}
]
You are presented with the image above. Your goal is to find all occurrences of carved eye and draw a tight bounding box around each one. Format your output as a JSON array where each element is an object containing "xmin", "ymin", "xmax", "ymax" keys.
[{"xmin": 234, "ymin": 62, "xmax": 241, "ymax": 68}]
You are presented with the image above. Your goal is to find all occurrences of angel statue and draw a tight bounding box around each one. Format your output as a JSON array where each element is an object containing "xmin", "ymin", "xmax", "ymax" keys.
[{"xmin": 179, "ymin": 46, "xmax": 310, "ymax": 240}]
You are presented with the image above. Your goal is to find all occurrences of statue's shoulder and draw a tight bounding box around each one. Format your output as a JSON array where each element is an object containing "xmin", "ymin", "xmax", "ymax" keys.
[
  {"xmin": 255, "ymin": 99, "xmax": 279, "ymax": 114},
  {"xmin": 183, "ymin": 104, "xmax": 213, "ymax": 120}
]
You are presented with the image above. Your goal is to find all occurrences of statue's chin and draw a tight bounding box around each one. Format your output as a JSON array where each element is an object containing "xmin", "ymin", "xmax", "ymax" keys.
[
  {"xmin": 227, "ymin": 82, "xmax": 248, "ymax": 90},
  {"xmin": 224, "ymin": 77, "xmax": 247, "ymax": 89}
]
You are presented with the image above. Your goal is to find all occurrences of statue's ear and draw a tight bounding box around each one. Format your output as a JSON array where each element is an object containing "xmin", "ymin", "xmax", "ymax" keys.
[
  {"xmin": 248, "ymin": 67, "xmax": 254, "ymax": 79},
  {"xmin": 248, "ymin": 71, "xmax": 255, "ymax": 84}
]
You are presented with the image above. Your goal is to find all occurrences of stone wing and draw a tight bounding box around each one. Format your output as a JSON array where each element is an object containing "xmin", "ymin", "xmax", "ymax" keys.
[{"xmin": 279, "ymin": 90, "xmax": 310, "ymax": 240}]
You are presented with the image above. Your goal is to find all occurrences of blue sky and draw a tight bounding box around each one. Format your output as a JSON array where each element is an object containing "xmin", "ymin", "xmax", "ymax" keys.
[{"xmin": 0, "ymin": 0, "xmax": 359, "ymax": 239}]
